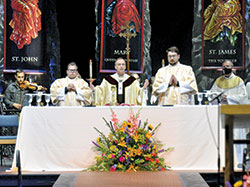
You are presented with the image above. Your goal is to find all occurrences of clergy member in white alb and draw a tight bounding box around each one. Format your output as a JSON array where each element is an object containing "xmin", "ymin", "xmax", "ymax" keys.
[
  {"xmin": 210, "ymin": 59, "xmax": 247, "ymax": 104},
  {"xmin": 90, "ymin": 57, "xmax": 149, "ymax": 106},
  {"xmin": 50, "ymin": 62, "xmax": 92, "ymax": 106},
  {"xmin": 151, "ymin": 46, "xmax": 198, "ymax": 105}
]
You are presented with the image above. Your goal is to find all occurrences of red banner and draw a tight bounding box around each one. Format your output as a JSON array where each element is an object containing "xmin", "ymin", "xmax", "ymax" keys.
[
  {"xmin": 4, "ymin": 0, "xmax": 46, "ymax": 73},
  {"xmin": 99, "ymin": 0, "xmax": 145, "ymax": 73}
]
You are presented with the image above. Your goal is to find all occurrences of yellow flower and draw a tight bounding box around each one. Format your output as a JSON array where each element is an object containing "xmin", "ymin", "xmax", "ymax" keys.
[
  {"xmin": 107, "ymin": 154, "xmax": 113, "ymax": 159},
  {"xmin": 133, "ymin": 133, "xmax": 139, "ymax": 142},
  {"xmin": 96, "ymin": 137, "xmax": 101, "ymax": 143},
  {"xmin": 234, "ymin": 180, "xmax": 243, "ymax": 187},
  {"xmin": 118, "ymin": 141, "xmax": 127, "ymax": 147},
  {"xmin": 119, "ymin": 127, "xmax": 125, "ymax": 133},
  {"xmin": 118, "ymin": 163, "xmax": 123, "ymax": 169},
  {"xmin": 145, "ymin": 131, "xmax": 152, "ymax": 139},
  {"xmin": 108, "ymin": 134, "xmax": 114, "ymax": 140},
  {"xmin": 148, "ymin": 124, "xmax": 154, "ymax": 131},
  {"xmin": 110, "ymin": 145, "xmax": 118, "ymax": 152},
  {"xmin": 122, "ymin": 121, "xmax": 128, "ymax": 127},
  {"xmin": 127, "ymin": 122, "xmax": 132, "ymax": 129}
]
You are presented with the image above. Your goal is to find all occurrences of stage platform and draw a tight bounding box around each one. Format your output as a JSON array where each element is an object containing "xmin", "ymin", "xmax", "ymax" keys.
[{"xmin": 0, "ymin": 167, "xmax": 210, "ymax": 187}]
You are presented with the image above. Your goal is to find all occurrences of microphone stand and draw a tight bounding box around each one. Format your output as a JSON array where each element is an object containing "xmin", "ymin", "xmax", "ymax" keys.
[
  {"xmin": 216, "ymin": 97, "xmax": 221, "ymax": 187},
  {"xmin": 208, "ymin": 91, "xmax": 223, "ymax": 186}
]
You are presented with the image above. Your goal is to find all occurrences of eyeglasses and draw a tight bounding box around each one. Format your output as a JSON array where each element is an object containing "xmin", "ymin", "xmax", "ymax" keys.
[
  {"xmin": 168, "ymin": 55, "xmax": 178, "ymax": 58},
  {"xmin": 68, "ymin": 69, "xmax": 78, "ymax": 73}
]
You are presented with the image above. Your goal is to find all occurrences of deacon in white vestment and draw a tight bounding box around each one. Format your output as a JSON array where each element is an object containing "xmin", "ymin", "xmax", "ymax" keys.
[
  {"xmin": 151, "ymin": 46, "xmax": 198, "ymax": 105},
  {"xmin": 91, "ymin": 58, "xmax": 149, "ymax": 106},
  {"xmin": 50, "ymin": 62, "xmax": 92, "ymax": 106},
  {"xmin": 210, "ymin": 60, "xmax": 247, "ymax": 104}
]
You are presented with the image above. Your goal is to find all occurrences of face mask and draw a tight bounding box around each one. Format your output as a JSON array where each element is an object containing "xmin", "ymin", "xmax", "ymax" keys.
[{"xmin": 223, "ymin": 67, "xmax": 232, "ymax": 75}]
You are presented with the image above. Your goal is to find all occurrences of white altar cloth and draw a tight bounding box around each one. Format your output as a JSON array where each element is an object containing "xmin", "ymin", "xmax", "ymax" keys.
[{"xmin": 11, "ymin": 105, "xmax": 224, "ymax": 171}]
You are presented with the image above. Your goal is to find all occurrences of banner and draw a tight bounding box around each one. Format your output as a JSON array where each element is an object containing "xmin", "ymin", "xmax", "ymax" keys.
[
  {"xmin": 4, "ymin": 0, "xmax": 46, "ymax": 73},
  {"xmin": 201, "ymin": 0, "xmax": 245, "ymax": 69},
  {"xmin": 99, "ymin": 0, "xmax": 145, "ymax": 73}
]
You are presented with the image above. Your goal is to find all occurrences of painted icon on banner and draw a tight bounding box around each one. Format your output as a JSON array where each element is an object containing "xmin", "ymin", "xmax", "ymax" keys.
[
  {"xmin": 201, "ymin": 0, "xmax": 245, "ymax": 69},
  {"xmin": 99, "ymin": 0, "xmax": 144, "ymax": 73},
  {"xmin": 9, "ymin": 0, "xmax": 41, "ymax": 49},
  {"xmin": 4, "ymin": 0, "xmax": 45, "ymax": 73}
]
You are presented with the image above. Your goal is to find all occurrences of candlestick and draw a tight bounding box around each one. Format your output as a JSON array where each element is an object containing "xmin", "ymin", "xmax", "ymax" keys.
[{"xmin": 89, "ymin": 59, "xmax": 93, "ymax": 79}]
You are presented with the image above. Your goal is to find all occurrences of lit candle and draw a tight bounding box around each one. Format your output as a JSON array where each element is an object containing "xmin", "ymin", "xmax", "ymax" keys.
[
  {"xmin": 162, "ymin": 59, "xmax": 165, "ymax": 67},
  {"xmin": 89, "ymin": 59, "xmax": 93, "ymax": 79}
]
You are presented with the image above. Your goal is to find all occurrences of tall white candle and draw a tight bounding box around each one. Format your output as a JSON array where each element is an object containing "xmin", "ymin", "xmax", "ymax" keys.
[
  {"xmin": 162, "ymin": 59, "xmax": 165, "ymax": 67},
  {"xmin": 89, "ymin": 59, "xmax": 93, "ymax": 79}
]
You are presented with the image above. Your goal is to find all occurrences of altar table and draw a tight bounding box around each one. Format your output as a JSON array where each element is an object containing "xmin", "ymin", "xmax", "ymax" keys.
[{"xmin": 11, "ymin": 105, "xmax": 225, "ymax": 171}]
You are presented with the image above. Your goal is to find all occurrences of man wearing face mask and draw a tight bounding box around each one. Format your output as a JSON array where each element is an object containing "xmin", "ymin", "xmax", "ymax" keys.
[{"xmin": 210, "ymin": 59, "xmax": 247, "ymax": 104}]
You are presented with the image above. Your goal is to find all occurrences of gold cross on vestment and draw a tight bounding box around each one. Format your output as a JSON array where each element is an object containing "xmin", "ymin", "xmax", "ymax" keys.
[{"xmin": 119, "ymin": 21, "xmax": 137, "ymax": 74}]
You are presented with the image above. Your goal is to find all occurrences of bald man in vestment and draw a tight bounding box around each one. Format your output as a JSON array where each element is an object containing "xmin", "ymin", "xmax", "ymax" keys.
[
  {"xmin": 90, "ymin": 58, "xmax": 149, "ymax": 106},
  {"xmin": 151, "ymin": 46, "xmax": 198, "ymax": 105}
]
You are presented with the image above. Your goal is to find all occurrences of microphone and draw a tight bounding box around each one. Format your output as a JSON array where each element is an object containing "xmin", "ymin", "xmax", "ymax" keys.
[{"xmin": 210, "ymin": 91, "xmax": 225, "ymax": 103}]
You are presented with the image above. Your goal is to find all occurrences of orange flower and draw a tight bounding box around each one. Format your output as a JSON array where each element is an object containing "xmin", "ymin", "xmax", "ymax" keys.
[
  {"xmin": 122, "ymin": 121, "xmax": 128, "ymax": 127},
  {"xmin": 119, "ymin": 127, "xmax": 125, "ymax": 133},
  {"xmin": 145, "ymin": 131, "xmax": 152, "ymax": 139}
]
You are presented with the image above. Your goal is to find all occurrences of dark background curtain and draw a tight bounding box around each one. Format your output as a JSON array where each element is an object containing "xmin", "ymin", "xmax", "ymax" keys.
[{"xmin": 56, "ymin": 1, "xmax": 194, "ymax": 79}]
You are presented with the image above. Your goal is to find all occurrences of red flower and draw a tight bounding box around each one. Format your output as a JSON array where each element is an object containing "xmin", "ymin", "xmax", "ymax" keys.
[
  {"xmin": 110, "ymin": 166, "xmax": 116, "ymax": 171},
  {"xmin": 152, "ymin": 152, "xmax": 157, "ymax": 157},
  {"xmin": 119, "ymin": 156, "xmax": 125, "ymax": 162},
  {"xmin": 155, "ymin": 158, "xmax": 159, "ymax": 163}
]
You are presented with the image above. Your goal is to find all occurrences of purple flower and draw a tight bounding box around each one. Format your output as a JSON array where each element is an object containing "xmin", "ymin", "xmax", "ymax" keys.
[
  {"xmin": 138, "ymin": 120, "xmax": 141, "ymax": 128},
  {"xmin": 158, "ymin": 149, "xmax": 164, "ymax": 153},
  {"xmin": 110, "ymin": 121, "xmax": 114, "ymax": 131},
  {"xmin": 92, "ymin": 141, "xmax": 100, "ymax": 148},
  {"xmin": 225, "ymin": 182, "xmax": 232, "ymax": 187}
]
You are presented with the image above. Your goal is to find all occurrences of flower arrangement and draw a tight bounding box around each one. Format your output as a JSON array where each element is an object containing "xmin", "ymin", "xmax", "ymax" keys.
[
  {"xmin": 88, "ymin": 108, "xmax": 171, "ymax": 172},
  {"xmin": 226, "ymin": 170, "xmax": 250, "ymax": 187}
]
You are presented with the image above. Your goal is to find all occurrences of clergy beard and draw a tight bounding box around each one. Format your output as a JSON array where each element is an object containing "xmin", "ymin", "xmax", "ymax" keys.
[{"xmin": 170, "ymin": 61, "xmax": 178, "ymax": 66}]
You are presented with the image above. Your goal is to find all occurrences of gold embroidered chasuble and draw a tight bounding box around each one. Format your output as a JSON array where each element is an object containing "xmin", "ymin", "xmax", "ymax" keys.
[
  {"xmin": 94, "ymin": 73, "xmax": 144, "ymax": 106},
  {"xmin": 152, "ymin": 63, "xmax": 198, "ymax": 105},
  {"xmin": 50, "ymin": 76, "xmax": 92, "ymax": 106},
  {"xmin": 210, "ymin": 74, "xmax": 247, "ymax": 104}
]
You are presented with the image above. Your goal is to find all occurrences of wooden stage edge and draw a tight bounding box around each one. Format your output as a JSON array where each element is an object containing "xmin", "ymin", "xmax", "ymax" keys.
[
  {"xmin": 55, "ymin": 170, "xmax": 209, "ymax": 187},
  {"xmin": 0, "ymin": 170, "xmax": 210, "ymax": 187}
]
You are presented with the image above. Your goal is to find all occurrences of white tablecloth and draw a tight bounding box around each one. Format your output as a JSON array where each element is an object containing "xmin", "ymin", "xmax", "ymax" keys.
[{"xmin": 11, "ymin": 105, "xmax": 225, "ymax": 171}]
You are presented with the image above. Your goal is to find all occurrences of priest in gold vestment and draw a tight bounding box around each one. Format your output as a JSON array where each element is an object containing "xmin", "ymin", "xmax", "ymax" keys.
[
  {"xmin": 50, "ymin": 62, "xmax": 92, "ymax": 106},
  {"xmin": 91, "ymin": 58, "xmax": 149, "ymax": 106},
  {"xmin": 151, "ymin": 46, "xmax": 198, "ymax": 105},
  {"xmin": 210, "ymin": 60, "xmax": 247, "ymax": 104}
]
